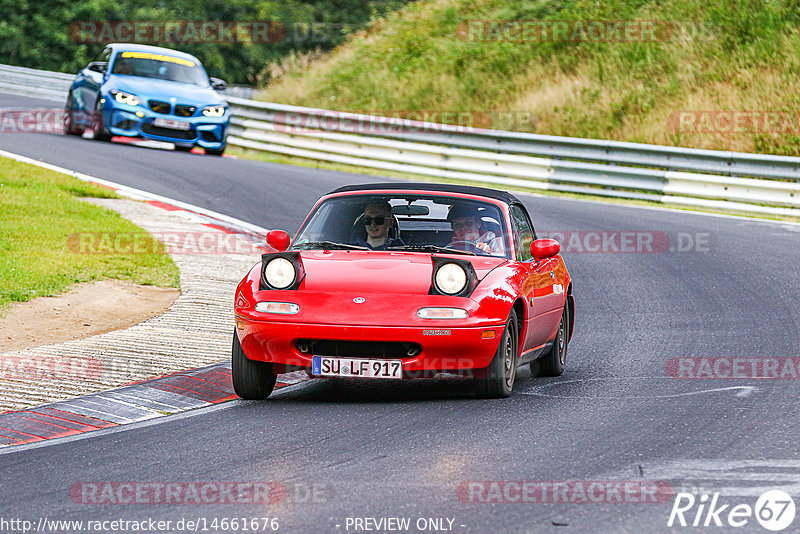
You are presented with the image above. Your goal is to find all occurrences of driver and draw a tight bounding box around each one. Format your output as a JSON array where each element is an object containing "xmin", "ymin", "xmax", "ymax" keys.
[
  {"xmin": 447, "ymin": 204, "xmax": 505, "ymax": 256},
  {"xmin": 114, "ymin": 58, "xmax": 133, "ymax": 75},
  {"xmin": 353, "ymin": 201, "xmax": 405, "ymax": 250}
]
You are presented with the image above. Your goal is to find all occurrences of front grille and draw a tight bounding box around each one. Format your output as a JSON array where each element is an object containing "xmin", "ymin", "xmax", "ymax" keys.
[
  {"xmin": 295, "ymin": 339, "xmax": 421, "ymax": 359},
  {"xmin": 141, "ymin": 123, "xmax": 195, "ymax": 140},
  {"xmin": 149, "ymin": 100, "xmax": 171, "ymax": 114},
  {"xmin": 175, "ymin": 104, "xmax": 197, "ymax": 117}
]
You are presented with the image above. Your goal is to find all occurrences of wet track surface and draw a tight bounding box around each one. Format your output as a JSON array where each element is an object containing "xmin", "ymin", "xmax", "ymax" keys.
[{"xmin": 2, "ymin": 93, "xmax": 800, "ymax": 533}]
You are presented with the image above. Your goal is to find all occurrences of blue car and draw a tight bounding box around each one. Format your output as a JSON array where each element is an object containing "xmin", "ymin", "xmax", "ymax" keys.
[{"xmin": 64, "ymin": 43, "xmax": 229, "ymax": 155}]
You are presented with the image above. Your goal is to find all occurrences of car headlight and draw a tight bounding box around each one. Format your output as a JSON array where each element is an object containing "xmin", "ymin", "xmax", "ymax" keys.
[
  {"xmin": 264, "ymin": 257, "xmax": 296, "ymax": 289},
  {"xmin": 434, "ymin": 263, "xmax": 468, "ymax": 295},
  {"xmin": 110, "ymin": 90, "xmax": 140, "ymax": 106},
  {"xmin": 202, "ymin": 106, "xmax": 226, "ymax": 117}
]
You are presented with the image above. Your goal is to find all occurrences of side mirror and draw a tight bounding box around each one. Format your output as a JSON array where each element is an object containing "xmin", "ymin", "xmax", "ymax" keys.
[
  {"xmin": 209, "ymin": 77, "xmax": 227, "ymax": 91},
  {"xmin": 266, "ymin": 230, "xmax": 291, "ymax": 252},
  {"xmin": 88, "ymin": 61, "xmax": 107, "ymax": 74},
  {"xmin": 530, "ymin": 238, "xmax": 560, "ymax": 260}
]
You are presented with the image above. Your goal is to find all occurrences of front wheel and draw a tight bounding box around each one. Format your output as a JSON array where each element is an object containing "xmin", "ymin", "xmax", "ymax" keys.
[
  {"xmin": 475, "ymin": 310, "xmax": 518, "ymax": 398},
  {"xmin": 63, "ymin": 94, "xmax": 84, "ymax": 136},
  {"xmin": 232, "ymin": 330, "xmax": 277, "ymax": 399},
  {"xmin": 92, "ymin": 100, "xmax": 111, "ymax": 141},
  {"xmin": 173, "ymin": 144, "xmax": 194, "ymax": 152},
  {"xmin": 532, "ymin": 306, "xmax": 569, "ymax": 377}
]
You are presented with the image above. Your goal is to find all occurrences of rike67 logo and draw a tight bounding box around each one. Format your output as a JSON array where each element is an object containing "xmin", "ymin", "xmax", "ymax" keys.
[{"xmin": 668, "ymin": 490, "xmax": 796, "ymax": 531}]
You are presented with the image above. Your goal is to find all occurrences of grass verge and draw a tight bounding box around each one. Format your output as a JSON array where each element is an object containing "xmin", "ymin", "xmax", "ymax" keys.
[{"xmin": 0, "ymin": 156, "xmax": 180, "ymax": 314}]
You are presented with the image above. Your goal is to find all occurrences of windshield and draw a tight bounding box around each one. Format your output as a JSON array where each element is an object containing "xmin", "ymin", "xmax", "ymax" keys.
[
  {"xmin": 291, "ymin": 193, "xmax": 511, "ymax": 258},
  {"xmin": 111, "ymin": 51, "xmax": 209, "ymax": 86}
]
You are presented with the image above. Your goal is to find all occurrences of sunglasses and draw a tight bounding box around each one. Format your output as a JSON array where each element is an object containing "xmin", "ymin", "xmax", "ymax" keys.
[{"xmin": 362, "ymin": 216, "xmax": 387, "ymax": 225}]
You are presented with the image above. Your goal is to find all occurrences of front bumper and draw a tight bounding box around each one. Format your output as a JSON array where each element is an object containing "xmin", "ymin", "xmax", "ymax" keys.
[
  {"xmin": 102, "ymin": 100, "xmax": 228, "ymax": 149},
  {"xmin": 236, "ymin": 318, "xmax": 504, "ymax": 376}
]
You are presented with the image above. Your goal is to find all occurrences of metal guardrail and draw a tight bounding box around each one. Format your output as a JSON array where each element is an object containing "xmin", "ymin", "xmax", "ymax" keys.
[
  {"xmin": 229, "ymin": 98, "xmax": 800, "ymax": 182},
  {"xmin": 0, "ymin": 64, "xmax": 74, "ymax": 100},
  {"xmin": 225, "ymin": 98, "xmax": 800, "ymax": 217},
  {"xmin": 2, "ymin": 64, "xmax": 799, "ymax": 217}
]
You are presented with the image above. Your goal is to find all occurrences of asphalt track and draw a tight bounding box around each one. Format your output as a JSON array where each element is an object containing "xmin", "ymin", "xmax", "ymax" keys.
[{"xmin": 2, "ymin": 93, "xmax": 800, "ymax": 533}]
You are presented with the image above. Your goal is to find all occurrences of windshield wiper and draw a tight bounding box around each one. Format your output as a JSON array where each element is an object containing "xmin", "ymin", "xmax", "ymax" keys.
[
  {"xmin": 292, "ymin": 241, "xmax": 369, "ymax": 251},
  {"xmin": 387, "ymin": 244, "xmax": 476, "ymax": 256}
]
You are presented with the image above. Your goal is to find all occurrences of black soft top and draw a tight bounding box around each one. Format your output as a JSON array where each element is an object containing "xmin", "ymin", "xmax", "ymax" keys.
[{"xmin": 330, "ymin": 182, "xmax": 522, "ymax": 205}]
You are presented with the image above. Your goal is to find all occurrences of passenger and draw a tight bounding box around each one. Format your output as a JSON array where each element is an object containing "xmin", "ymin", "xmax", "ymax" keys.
[
  {"xmin": 353, "ymin": 201, "xmax": 405, "ymax": 250},
  {"xmin": 447, "ymin": 204, "xmax": 505, "ymax": 256}
]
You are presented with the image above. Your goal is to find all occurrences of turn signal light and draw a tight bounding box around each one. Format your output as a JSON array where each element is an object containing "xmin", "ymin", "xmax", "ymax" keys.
[{"xmin": 255, "ymin": 302, "xmax": 300, "ymax": 314}]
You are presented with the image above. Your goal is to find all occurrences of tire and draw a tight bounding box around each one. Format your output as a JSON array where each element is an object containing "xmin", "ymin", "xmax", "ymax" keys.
[
  {"xmin": 231, "ymin": 330, "xmax": 277, "ymax": 400},
  {"xmin": 63, "ymin": 94, "xmax": 84, "ymax": 136},
  {"xmin": 205, "ymin": 144, "xmax": 226, "ymax": 156},
  {"xmin": 532, "ymin": 306, "xmax": 569, "ymax": 377},
  {"xmin": 174, "ymin": 144, "xmax": 194, "ymax": 152},
  {"xmin": 92, "ymin": 99, "xmax": 111, "ymax": 141},
  {"xmin": 475, "ymin": 310, "xmax": 518, "ymax": 398}
]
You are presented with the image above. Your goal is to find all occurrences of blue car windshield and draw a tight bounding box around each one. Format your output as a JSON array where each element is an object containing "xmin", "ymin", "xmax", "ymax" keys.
[{"xmin": 111, "ymin": 52, "xmax": 209, "ymax": 86}]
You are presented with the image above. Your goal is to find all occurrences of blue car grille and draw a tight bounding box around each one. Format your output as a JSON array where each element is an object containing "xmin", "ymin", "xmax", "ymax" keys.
[
  {"xmin": 141, "ymin": 123, "xmax": 195, "ymax": 140},
  {"xmin": 149, "ymin": 100, "xmax": 171, "ymax": 114},
  {"xmin": 175, "ymin": 105, "xmax": 197, "ymax": 117}
]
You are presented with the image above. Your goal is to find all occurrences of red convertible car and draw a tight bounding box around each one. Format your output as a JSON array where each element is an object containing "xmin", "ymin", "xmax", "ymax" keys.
[{"xmin": 232, "ymin": 183, "xmax": 573, "ymax": 399}]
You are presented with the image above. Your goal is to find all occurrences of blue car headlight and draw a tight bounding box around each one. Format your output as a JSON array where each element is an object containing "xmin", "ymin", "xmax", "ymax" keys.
[
  {"xmin": 110, "ymin": 90, "xmax": 141, "ymax": 107},
  {"xmin": 202, "ymin": 106, "xmax": 226, "ymax": 118}
]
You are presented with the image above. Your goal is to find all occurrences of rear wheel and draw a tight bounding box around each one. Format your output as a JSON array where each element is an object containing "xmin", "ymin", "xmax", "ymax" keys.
[
  {"xmin": 63, "ymin": 93, "xmax": 84, "ymax": 136},
  {"xmin": 533, "ymin": 306, "xmax": 569, "ymax": 377},
  {"xmin": 475, "ymin": 310, "xmax": 518, "ymax": 398},
  {"xmin": 232, "ymin": 330, "xmax": 277, "ymax": 400},
  {"xmin": 92, "ymin": 99, "xmax": 111, "ymax": 141}
]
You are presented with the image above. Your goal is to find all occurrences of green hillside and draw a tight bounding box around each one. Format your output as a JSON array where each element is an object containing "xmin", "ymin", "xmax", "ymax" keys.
[{"xmin": 258, "ymin": 0, "xmax": 800, "ymax": 155}]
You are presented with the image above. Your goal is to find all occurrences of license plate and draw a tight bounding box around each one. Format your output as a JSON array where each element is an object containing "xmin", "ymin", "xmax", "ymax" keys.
[
  {"xmin": 312, "ymin": 356, "xmax": 402, "ymax": 379},
  {"xmin": 153, "ymin": 118, "xmax": 191, "ymax": 130}
]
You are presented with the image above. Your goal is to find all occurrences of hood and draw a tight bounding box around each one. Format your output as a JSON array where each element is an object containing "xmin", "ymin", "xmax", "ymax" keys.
[
  {"xmin": 108, "ymin": 75, "xmax": 225, "ymax": 107},
  {"xmin": 297, "ymin": 251, "xmax": 506, "ymax": 293}
]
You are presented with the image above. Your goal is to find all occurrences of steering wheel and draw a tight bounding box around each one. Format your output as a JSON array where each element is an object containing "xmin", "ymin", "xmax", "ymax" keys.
[{"xmin": 448, "ymin": 240, "xmax": 485, "ymax": 254}]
